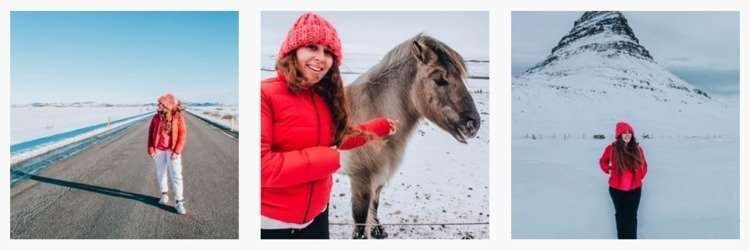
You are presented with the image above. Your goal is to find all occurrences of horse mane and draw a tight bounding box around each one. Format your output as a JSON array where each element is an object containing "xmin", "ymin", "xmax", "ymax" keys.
[
  {"xmin": 363, "ymin": 33, "xmax": 468, "ymax": 87},
  {"xmin": 418, "ymin": 34, "xmax": 468, "ymax": 79}
]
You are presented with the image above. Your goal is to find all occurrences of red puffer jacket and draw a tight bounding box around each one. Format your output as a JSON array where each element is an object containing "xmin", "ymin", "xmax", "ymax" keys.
[
  {"xmin": 261, "ymin": 73, "xmax": 391, "ymax": 224},
  {"xmin": 599, "ymin": 144, "xmax": 648, "ymax": 191},
  {"xmin": 147, "ymin": 112, "xmax": 187, "ymax": 156}
]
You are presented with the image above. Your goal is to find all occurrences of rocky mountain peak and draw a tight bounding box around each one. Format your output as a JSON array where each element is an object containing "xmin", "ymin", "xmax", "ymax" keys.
[{"xmin": 526, "ymin": 11, "xmax": 654, "ymax": 74}]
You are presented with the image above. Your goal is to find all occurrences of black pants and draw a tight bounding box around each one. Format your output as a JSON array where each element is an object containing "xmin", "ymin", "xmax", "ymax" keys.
[
  {"xmin": 261, "ymin": 208, "xmax": 329, "ymax": 239},
  {"xmin": 609, "ymin": 187, "xmax": 642, "ymax": 239}
]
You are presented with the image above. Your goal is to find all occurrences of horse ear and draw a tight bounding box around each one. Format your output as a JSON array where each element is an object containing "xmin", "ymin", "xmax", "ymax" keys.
[{"xmin": 412, "ymin": 40, "xmax": 434, "ymax": 64}]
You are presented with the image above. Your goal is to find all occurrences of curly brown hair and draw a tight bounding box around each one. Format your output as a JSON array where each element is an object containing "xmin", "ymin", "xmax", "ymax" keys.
[
  {"xmin": 276, "ymin": 52, "xmax": 372, "ymax": 146},
  {"xmin": 158, "ymin": 101, "xmax": 184, "ymax": 132}
]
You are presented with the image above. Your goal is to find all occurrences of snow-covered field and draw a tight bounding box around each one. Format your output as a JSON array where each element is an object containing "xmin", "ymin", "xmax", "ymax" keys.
[
  {"xmin": 511, "ymin": 11, "xmax": 739, "ymax": 239},
  {"xmin": 11, "ymin": 106, "xmax": 152, "ymax": 145},
  {"xmin": 187, "ymin": 106, "xmax": 239, "ymax": 132},
  {"xmin": 10, "ymin": 112, "xmax": 153, "ymax": 166},
  {"xmin": 512, "ymin": 137, "xmax": 738, "ymax": 239},
  {"xmin": 262, "ymin": 54, "xmax": 489, "ymax": 239},
  {"xmin": 10, "ymin": 106, "xmax": 154, "ymax": 167}
]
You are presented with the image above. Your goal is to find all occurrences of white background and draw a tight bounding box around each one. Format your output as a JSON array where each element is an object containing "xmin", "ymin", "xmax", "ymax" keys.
[{"xmin": 0, "ymin": 0, "xmax": 747, "ymax": 250}]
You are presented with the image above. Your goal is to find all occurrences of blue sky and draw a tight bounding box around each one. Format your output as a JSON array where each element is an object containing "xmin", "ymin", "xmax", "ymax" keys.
[
  {"xmin": 11, "ymin": 11, "xmax": 238, "ymax": 105},
  {"xmin": 512, "ymin": 11, "xmax": 739, "ymax": 97}
]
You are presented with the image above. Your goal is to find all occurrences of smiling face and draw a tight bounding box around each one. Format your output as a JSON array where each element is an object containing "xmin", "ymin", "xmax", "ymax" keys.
[
  {"xmin": 294, "ymin": 44, "xmax": 334, "ymax": 87},
  {"xmin": 621, "ymin": 131, "xmax": 633, "ymax": 143}
]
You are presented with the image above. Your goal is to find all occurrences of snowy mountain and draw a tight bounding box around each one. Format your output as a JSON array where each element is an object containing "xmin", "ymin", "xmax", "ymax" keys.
[
  {"xmin": 512, "ymin": 11, "xmax": 737, "ymax": 138},
  {"xmin": 512, "ymin": 12, "xmax": 739, "ymax": 239}
]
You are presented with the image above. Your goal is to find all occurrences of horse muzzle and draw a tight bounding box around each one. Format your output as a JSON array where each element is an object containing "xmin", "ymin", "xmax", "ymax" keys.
[{"xmin": 451, "ymin": 111, "xmax": 481, "ymax": 144}]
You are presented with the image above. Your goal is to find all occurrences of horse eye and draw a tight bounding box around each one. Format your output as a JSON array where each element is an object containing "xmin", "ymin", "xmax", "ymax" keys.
[{"xmin": 435, "ymin": 78, "xmax": 449, "ymax": 86}]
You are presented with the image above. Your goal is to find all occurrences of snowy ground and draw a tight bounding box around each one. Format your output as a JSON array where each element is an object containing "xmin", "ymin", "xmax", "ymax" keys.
[
  {"xmin": 262, "ymin": 54, "xmax": 489, "ymax": 239},
  {"xmin": 511, "ymin": 57, "xmax": 739, "ymax": 239},
  {"xmin": 512, "ymin": 137, "xmax": 738, "ymax": 239},
  {"xmin": 11, "ymin": 106, "xmax": 152, "ymax": 145},
  {"xmin": 187, "ymin": 106, "xmax": 239, "ymax": 132},
  {"xmin": 10, "ymin": 112, "xmax": 154, "ymax": 166}
]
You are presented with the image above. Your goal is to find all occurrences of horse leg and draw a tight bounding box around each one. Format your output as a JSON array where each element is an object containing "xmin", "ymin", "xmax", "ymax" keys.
[
  {"xmin": 350, "ymin": 175, "xmax": 371, "ymax": 239},
  {"xmin": 369, "ymin": 184, "xmax": 388, "ymax": 239}
]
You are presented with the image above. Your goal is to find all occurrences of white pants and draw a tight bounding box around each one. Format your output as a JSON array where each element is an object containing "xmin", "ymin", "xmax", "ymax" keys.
[{"xmin": 154, "ymin": 150, "xmax": 184, "ymax": 201}]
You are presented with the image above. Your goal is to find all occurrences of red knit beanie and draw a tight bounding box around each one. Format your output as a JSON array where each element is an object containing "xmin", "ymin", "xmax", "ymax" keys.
[
  {"xmin": 158, "ymin": 93, "xmax": 177, "ymax": 111},
  {"xmin": 615, "ymin": 121, "xmax": 634, "ymax": 138},
  {"xmin": 278, "ymin": 12, "xmax": 343, "ymax": 64}
]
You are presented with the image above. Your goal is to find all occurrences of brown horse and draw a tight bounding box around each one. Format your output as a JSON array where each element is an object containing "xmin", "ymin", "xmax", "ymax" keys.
[{"xmin": 343, "ymin": 33, "xmax": 481, "ymax": 239}]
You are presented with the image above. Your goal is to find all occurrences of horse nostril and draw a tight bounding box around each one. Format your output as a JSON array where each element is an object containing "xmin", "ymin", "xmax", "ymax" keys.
[
  {"xmin": 465, "ymin": 119, "xmax": 475, "ymax": 130},
  {"xmin": 461, "ymin": 114, "xmax": 480, "ymax": 135}
]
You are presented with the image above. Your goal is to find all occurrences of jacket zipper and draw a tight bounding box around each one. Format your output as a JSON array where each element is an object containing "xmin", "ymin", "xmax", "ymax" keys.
[{"xmin": 301, "ymin": 91, "xmax": 321, "ymax": 224}]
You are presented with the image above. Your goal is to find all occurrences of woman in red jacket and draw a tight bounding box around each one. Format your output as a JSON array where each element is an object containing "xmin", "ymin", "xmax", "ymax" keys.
[
  {"xmin": 260, "ymin": 12, "xmax": 397, "ymax": 239},
  {"xmin": 599, "ymin": 121, "xmax": 648, "ymax": 239},
  {"xmin": 147, "ymin": 93, "xmax": 188, "ymax": 215}
]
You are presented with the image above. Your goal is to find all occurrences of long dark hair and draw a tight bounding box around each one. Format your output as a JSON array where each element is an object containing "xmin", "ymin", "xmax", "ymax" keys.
[
  {"xmin": 612, "ymin": 135, "xmax": 643, "ymax": 173},
  {"xmin": 276, "ymin": 52, "xmax": 372, "ymax": 146}
]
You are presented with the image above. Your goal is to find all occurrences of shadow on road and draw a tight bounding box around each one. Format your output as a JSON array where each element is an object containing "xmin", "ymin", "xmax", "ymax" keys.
[{"xmin": 11, "ymin": 170, "xmax": 178, "ymax": 214}]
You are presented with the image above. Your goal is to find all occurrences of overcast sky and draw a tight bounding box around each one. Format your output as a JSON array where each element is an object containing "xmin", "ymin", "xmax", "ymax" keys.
[
  {"xmin": 512, "ymin": 11, "xmax": 739, "ymax": 97},
  {"xmin": 262, "ymin": 11, "xmax": 489, "ymax": 60}
]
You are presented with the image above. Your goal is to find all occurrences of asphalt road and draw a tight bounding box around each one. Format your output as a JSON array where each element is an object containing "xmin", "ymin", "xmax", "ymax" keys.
[{"xmin": 11, "ymin": 114, "xmax": 238, "ymax": 239}]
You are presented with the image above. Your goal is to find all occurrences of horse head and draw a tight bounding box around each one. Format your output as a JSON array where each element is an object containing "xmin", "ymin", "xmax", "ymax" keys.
[{"xmin": 408, "ymin": 34, "xmax": 480, "ymax": 143}]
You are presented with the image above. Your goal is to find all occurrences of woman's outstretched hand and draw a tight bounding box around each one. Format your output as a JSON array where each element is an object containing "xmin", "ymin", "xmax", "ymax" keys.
[{"xmin": 387, "ymin": 119, "xmax": 399, "ymax": 136}]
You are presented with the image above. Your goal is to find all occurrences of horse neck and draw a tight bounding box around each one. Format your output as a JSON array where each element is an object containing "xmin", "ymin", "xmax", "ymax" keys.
[{"xmin": 359, "ymin": 54, "xmax": 421, "ymax": 122}]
